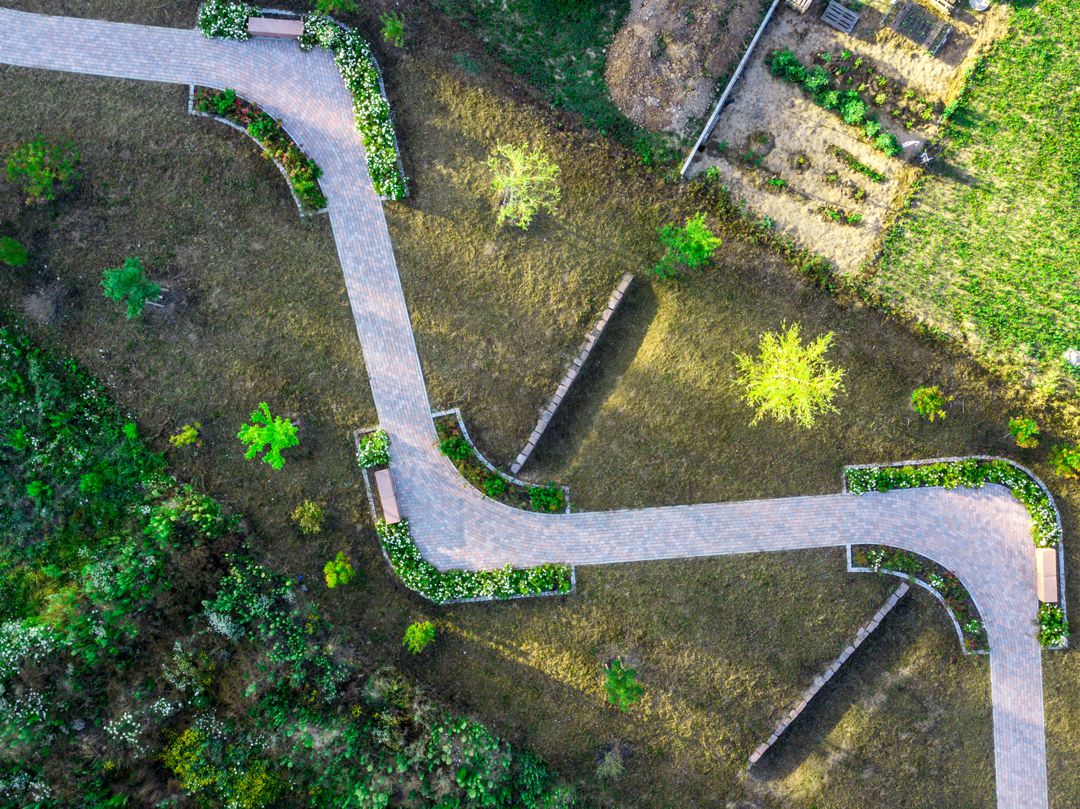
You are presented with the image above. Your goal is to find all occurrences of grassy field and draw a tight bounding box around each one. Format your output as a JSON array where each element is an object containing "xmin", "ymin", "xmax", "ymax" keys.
[
  {"xmin": 875, "ymin": 0, "xmax": 1079, "ymax": 424},
  {"xmin": 2, "ymin": 1, "xmax": 1079, "ymax": 807}
]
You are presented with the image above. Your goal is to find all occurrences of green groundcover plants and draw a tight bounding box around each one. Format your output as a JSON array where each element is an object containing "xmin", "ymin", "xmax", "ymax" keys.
[
  {"xmin": 846, "ymin": 458, "xmax": 1061, "ymax": 547},
  {"xmin": 375, "ymin": 519, "xmax": 572, "ymax": 604},
  {"xmin": 1038, "ymin": 603, "xmax": 1069, "ymax": 648},
  {"xmin": 0, "ymin": 236, "xmax": 28, "ymax": 267}
]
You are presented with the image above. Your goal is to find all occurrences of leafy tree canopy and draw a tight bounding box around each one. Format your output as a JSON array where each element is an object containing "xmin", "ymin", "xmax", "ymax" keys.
[
  {"xmin": 236, "ymin": 402, "xmax": 299, "ymax": 470},
  {"xmin": 652, "ymin": 212, "xmax": 721, "ymax": 279},
  {"xmin": 101, "ymin": 256, "xmax": 161, "ymax": 319}
]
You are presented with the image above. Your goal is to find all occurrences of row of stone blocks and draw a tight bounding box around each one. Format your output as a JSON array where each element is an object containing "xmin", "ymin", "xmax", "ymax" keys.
[
  {"xmin": 509, "ymin": 273, "xmax": 634, "ymax": 475},
  {"xmin": 747, "ymin": 582, "xmax": 910, "ymax": 767}
]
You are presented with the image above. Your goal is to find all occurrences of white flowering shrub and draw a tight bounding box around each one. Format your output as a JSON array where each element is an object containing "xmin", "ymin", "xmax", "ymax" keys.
[
  {"xmin": 356, "ymin": 428, "xmax": 390, "ymax": 467},
  {"xmin": 0, "ymin": 622, "xmax": 60, "ymax": 681},
  {"xmin": 197, "ymin": 0, "xmax": 259, "ymax": 40},
  {"xmin": 0, "ymin": 771, "xmax": 51, "ymax": 802}
]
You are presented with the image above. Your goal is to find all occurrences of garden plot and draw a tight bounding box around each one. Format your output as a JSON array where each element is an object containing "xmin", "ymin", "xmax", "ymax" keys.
[{"xmin": 685, "ymin": 0, "xmax": 1004, "ymax": 273}]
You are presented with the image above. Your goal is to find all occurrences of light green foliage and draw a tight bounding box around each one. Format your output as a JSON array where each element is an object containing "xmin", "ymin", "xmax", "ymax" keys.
[
  {"xmin": 169, "ymin": 422, "xmax": 202, "ymax": 449},
  {"xmin": 380, "ymin": 11, "xmax": 405, "ymax": 48},
  {"xmin": 0, "ymin": 236, "xmax": 27, "ymax": 267},
  {"xmin": 5, "ymin": 137, "xmax": 81, "ymax": 204},
  {"xmin": 911, "ymin": 385, "xmax": 951, "ymax": 421},
  {"xmin": 652, "ymin": 212, "xmax": 721, "ymax": 279},
  {"xmin": 323, "ymin": 551, "xmax": 355, "ymax": 588},
  {"xmin": 604, "ymin": 659, "xmax": 643, "ymax": 712},
  {"xmin": 1037, "ymin": 603, "xmax": 1069, "ymax": 648},
  {"xmin": 316, "ymin": 0, "xmax": 357, "ymax": 11},
  {"xmin": 1008, "ymin": 416, "xmax": 1040, "ymax": 448},
  {"xmin": 487, "ymin": 143, "xmax": 561, "ymax": 229},
  {"xmin": 403, "ymin": 620, "xmax": 436, "ymax": 654},
  {"xmin": 291, "ymin": 500, "xmax": 324, "ymax": 535},
  {"xmin": 236, "ymin": 403, "xmax": 299, "ymax": 470},
  {"xmin": 596, "ymin": 746, "xmax": 625, "ymax": 780},
  {"xmin": 356, "ymin": 429, "xmax": 390, "ymax": 467},
  {"xmin": 101, "ymin": 256, "xmax": 161, "ymax": 319},
  {"xmin": 1049, "ymin": 444, "xmax": 1080, "ymax": 479},
  {"xmin": 734, "ymin": 324, "xmax": 845, "ymax": 428},
  {"xmin": 528, "ymin": 483, "xmax": 565, "ymax": 513}
]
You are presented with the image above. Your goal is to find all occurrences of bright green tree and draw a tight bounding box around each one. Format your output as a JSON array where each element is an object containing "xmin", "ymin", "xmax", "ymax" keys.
[
  {"xmin": 734, "ymin": 323, "xmax": 845, "ymax": 428},
  {"xmin": 0, "ymin": 236, "xmax": 28, "ymax": 267},
  {"xmin": 101, "ymin": 257, "xmax": 161, "ymax": 319},
  {"xmin": 236, "ymin": 403, "xmax": 299, "ymax": 470},
  {"xmin": 652, "ymin": 212, "xmax": 722, "ymax": 279},
  {"xmin": 403, "ymin": 620, "xmax": 436, "ymax": 654},
  {"xmin": 487, "ymin": 143, "xmax": 561, "ymax": 230},
  {"xmin": 380, "ymin": 11, "xmax": 405, "ymax": 47},
  {"xmin": 6, "ymin": 137, "xmax": 80, "ymax": 205},
  {"xmin": 323, "ymin": 551, "xmax": 355, "ymax": 588},
  {"xmin": 604, "ymin": 659, "xmax": 643, "ymax": 712}
]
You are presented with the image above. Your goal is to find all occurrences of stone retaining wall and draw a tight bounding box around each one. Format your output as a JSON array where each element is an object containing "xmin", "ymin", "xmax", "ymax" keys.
[
  {"xmin": 748, "ymin": 582, "xmax": 909, "ymax": 767},
  {"xmin": 510, "ymin": 273, "xmax": 634, "ymax": 475}
]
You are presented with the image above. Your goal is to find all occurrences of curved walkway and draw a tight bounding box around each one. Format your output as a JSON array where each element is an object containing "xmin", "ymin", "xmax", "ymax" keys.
[{"xmin": 0, "ymin": 9, "xmax": 1052, "ymax": 808}]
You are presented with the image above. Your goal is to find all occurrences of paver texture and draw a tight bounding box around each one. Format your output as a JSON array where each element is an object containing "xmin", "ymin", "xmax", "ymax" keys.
[{"xmin": 0, "ymin": 9, "xmax": 1052, "ymax": 808}]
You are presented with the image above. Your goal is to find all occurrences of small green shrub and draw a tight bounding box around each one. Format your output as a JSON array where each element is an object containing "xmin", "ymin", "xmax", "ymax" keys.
[
  {"xmin": 483, "ymin": 475, "xmax": 507, "ymax": 498},
  {"xmin": 356, "ymin": 429, "xmax": 390, "ymax": 467},
  {"xmin": 323, "ymin": 551, "xmax": 355, "ymax": 588},
  {"xmin": 380, "ymin": 11, "xmax": 405, "ymax": 47},
  {"xmin": 1008, "ymin": 416, "xmax": 1040, "ymax": 448},
  {"xmin": 840, "ymin": 94, "xmax": 866, "ymax": 124},
  {"xmin": 487, "ymin": 143, "xmax": 561, "ymax": 230},
  {"xmin": 652, "ymin": 212, "xmax": 722, "ymax": 279},
  {"xmin": 6, "ymin": 137, "xmax": 81, "ymax": 205},
  {"xmin": 596, "ymin": 747, "xmax": 625, "ymax": 780},
  {"xmin": 439, "ymin": 435, "xmax": 472, "ymax": 462},
  {"xmin": 529, "ymin": 483, "xmax": 565, "ymax": 513},
  {"xmin": 402, "ymin": 620, "xmax": 436, "ymax": 654},
  {"xmin": 212, "ymin": 87, "xmax": 237, "ymax": 116},
  {"xmin": 1037, "ymin": 603, "xmax": 1068, "ymax": 648},
  {"xmin": 1049, "ymin": 444, "xmax": 1080, "ymax": 479},
  {"xmin": 911, "ymin": 385, "xmax": 951, "ymax": 421},
  {"xmin": 169, "ymin": 422, "xmax": 202, "ymax": 449},
  {"xmin": 236, "ymin": 402, "xmax": 299, "ymax": 470},
  {"xmin": 101, "ymin": 256, "xmax": 161, "ymax": 319},
  {"xmin": 246, "ymin": 112, "xmax": 281, "ymax": 143},
  {"xmin": 604, "ymin": 659, "xmax": 643, "ymax": 712},
  {"xmin": 0, "ymin": 236, "xmax": 28, "ymax": 267},
  {"xmin": 291, "ymin": 500, "xmax": 324, "ymax": 535}
]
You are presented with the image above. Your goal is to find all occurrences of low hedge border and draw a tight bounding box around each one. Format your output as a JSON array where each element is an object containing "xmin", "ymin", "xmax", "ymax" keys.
[
  {"xmin": 196, "ymin": 2, "xmax": 408, "ymax": 200},
  {"xmin": 352, "ymin": 427, "xmax": 575, "ymax": 605},
  {"xmin": 187, "ymin": 85, "xmax": 328, "ymax": 215},
  {"xmin": 847, "ymin": 544, "xmax": 988, "ymax": 654},
  {"xmin": 433, "ymin": 408, "xmax": 571, "ymax": 514}
]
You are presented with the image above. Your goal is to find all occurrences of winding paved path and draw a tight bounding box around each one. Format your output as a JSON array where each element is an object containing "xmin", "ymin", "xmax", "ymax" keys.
[{"xmin": 0, "ymin": 9, "xmax": 1055, "ymax": 808}]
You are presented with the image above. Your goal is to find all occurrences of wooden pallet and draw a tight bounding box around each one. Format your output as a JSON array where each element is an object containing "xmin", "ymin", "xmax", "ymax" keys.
[
  {"xmin": 822, "ymin": 0, "xmax": 860, "ymax": 32},
  {"xmin": 787, "ymin": 0, "xmax": 813, "ymax": 13}
]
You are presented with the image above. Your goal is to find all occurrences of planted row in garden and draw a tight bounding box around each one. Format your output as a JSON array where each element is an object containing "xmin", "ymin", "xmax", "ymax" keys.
[
  {"xmin": 194, "ymin": 87, "xmax": 328, "ymax": 211},
  {"xmin": 845, "ymin": 458, "xmax": 1061, "ymax": 548},
  {"xmin": 767, "ymin": 49, "xmax": 902, "ymax": 157},
  {"xmin": 852, "ymin": 545, "xmax": 987, "ymax": 651},
  {"xmin": 197, "ymin": 1, "xmax": 407, "ymax": 199}
]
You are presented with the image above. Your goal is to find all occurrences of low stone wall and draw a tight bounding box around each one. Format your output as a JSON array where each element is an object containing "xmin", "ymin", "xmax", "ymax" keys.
[
  {"xmin": 748, "ymin": 582, "xmax": 909, "ymax": 767},
  {"xmin": 510, "ymin": 273, "xmax": 634, "ymax": 475}
]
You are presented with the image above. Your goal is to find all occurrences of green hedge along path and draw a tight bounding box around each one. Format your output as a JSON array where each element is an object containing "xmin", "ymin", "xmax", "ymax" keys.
[{"xmin": 0, "ymin": 9, "xmax": 1061, "ymax": 809}]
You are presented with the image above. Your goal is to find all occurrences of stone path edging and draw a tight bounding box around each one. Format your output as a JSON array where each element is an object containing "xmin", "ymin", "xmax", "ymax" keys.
[
  {"xmin": 510, "ymin": 272, "xmax": 634, "ymax": 475},
  {"xmin": 747, "ymin": 582, "xmax": 910, "ymax": 767},
  {"xmin": 186, "ymin": 83, "xmax": 328, "ymax": 217}
]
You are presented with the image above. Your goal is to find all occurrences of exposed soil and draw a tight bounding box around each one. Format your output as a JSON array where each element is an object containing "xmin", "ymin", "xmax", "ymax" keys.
[
  {"xmin": 605, "ymin": 0, "xmax": 770, "ymax": 136},
  {"xmin": 684, "ymin": 0, "xmax": 1010, "ymax": 273}
]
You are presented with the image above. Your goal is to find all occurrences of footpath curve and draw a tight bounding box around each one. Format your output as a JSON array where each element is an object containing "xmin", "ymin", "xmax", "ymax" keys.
[{"xmin": 0, "ymin": 9, "xmax": 1053, "ymax": 808}]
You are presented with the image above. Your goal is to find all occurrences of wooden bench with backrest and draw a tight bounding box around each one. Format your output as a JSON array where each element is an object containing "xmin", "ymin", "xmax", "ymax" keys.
[
  {"xmin": 374, "ymin": 468, "xmax": 402, "ymax": 525},
  {"xmin": 1036, "ymin": 547, "xmax": 1059, "ymax": 603},
  {"xmin": 247, "ymin": 16, "xmax": 305, "ymax": 39}
]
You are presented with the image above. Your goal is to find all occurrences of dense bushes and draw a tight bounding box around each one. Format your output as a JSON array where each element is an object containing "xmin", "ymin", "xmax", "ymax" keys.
[
  {"xmin": 1038, "ymin": 603, "xmax": 1069, "ymax": 648},
  {"xmin": 768, "ymin": 49, "xmax": 902, "ymax": 157},
  {"xmin": 5, "ymin": 137, "xmax": 81, "ymax": 205},
  {"xmin": 846, "ymin": 458, "xmax": 1061, "ymax": 548},
  {"xmin": 376, "ymin": 519, "xmax": 572, "ymax": 604},
  {"xmin": 355, "ymin": 428, "xmax": 390, "ymax": 468},
  {"xmin": 197, "ymin": 0, "xmax": 258, "ymax": 40}
]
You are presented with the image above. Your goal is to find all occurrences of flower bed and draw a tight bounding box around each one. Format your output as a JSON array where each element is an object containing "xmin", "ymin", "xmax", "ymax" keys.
[
  {"xmin": 299, "ymin": 13, "xmax": 407, "ymax": 200},
  {"xmin": 375, "ymin": 519, "xmax": 573, "ymax": 604},
  {"xmin": 851, "ymin": 545, "xmax": 988, "ymax": 651},
  {"xmin": 434, "ymin": 413, "xmax": 567, "ymax": 513},
  {"xmin": 192, "ymin": 87, "xmax": 327, "ymax": 211},
  {"xmin": 197, "ymin": 0, "xmax": 258, "ymax": 40},
  {"xmin": 845, "ymin": 458, "xmax": 1061, "ymax": 548}
]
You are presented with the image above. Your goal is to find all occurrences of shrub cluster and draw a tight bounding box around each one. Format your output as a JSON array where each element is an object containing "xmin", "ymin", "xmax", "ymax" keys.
[
  {"xmin": 194, "ymin": 88, "xmax": 328, "ymax": 211},
  {"xmin": 197, "ymin": 0, "xmax": 258, "ymax": 40},
  {"xmin": 768, "ymin": 49, "xmax": 902, "ymax": 157},
  {"xmin": 355, "ymin": 428, "xmax": 390, "ymax": 468},
  {"xmin": 846, "ymin": 458, "xmax": 1061, "ymax": 547},
  {"xmin": 375, "ymin": 519, "xmax": 572, "ymax": 604},
  {"xmin": 1038, "ymin": 603, "xmax": 1069, "ymax": 648},
  {"xmin": 299, "ymin": 13, "xmax": 407, "ymax": 199}
]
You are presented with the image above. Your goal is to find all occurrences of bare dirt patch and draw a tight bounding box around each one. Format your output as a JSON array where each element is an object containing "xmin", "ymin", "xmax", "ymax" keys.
[
  {"xmin": 683, "ymin": 0, "xmax": 1009, "ymax": 272},
  {"xmin": 605, "ymin": 0, "xmax": 771, "ymax": 136}
]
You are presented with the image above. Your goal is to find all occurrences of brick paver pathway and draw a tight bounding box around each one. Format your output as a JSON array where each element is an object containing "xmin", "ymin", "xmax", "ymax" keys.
[{"xmin": 0, "ymin": 9, "xmax": 1052, "ymax": 808}]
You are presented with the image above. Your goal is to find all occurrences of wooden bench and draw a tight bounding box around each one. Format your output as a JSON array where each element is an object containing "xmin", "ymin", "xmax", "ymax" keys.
[
  {"xmin": 374, "ymin": 468, "xmax": 401, "ymax": 525},
  {"xmin": 1036, "ymin": 547, "xmax": 1059, "ymax": 603},
  {"xmin": 247, "ymin": 17, "xmax": 304, "ymax": 39}
]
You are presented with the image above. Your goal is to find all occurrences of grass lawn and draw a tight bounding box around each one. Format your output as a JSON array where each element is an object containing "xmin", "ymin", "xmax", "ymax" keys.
[
  {"xmin": 875, "ymin": 0, "xmax": 1079, "ymax": 424},
  {"xmin": 2, "ymin": 2, "xmax": 1079, "ymax": 807}
]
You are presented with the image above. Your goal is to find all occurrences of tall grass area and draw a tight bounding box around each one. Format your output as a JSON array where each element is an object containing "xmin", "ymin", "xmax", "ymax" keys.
[{"xmin": 876, "ymin": 0, "xmax": 1079, "ymax": 422}]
